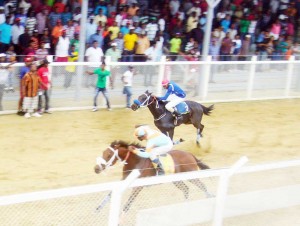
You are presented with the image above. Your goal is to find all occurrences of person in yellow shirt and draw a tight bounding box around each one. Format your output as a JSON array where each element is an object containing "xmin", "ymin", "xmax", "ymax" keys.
[
  {"xmin": 123, "ymin": 27, "xmax": 138, "ymax": 62},
  {"xmin": 135, "ymin": 31, "xmax": 150, "ymax": 62},
  {"xmin": 108, "ymin": 21, "xmax": 120, "ymax": 40},
  {"xmin": 64, "ymin": 44, "xmax": 78, "ymax": 89}
]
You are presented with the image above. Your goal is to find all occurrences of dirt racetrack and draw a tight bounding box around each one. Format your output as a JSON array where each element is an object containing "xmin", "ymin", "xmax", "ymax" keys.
[{"xmin": 0, "ymin": 99, "xmax": 300, "ymax": 196}]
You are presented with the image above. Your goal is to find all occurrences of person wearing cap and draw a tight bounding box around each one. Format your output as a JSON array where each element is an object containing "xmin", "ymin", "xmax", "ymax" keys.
[
  {"xmin": 21, "ymin": 63, "xmax": 44, "ymax": 118},
  {"xmin": 37, "ymin": 59, "xmax": 51, "ymax": 114},
  {"xmin": 155, "ymin": 79, "xmax": 186, "ymax": 118},
  {"xmin": 123, "ymin": 26, "xmax": 138, "ymax": 62},
  {"xmin": 105, "ymin": 42, "xmax": 121, "ymax": 88},
  {"xmin": 121, "ymin": 65, "xmax": 134, "ymax": 108},
  {"xmin": 0, "ymin": 17, "xmax": 12, "ymax": 53},
  {"xmin": 131, "ymin": 125, "xmax": 173, "ymax": 175},
  {"xmin": 86, "ymin": 62, "xmax": 112, "ymax": 112}
]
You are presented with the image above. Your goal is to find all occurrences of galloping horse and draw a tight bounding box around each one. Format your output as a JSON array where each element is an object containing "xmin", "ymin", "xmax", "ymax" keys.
[
  {"xmin": 94, "ymin": 140, "xmax": 211, "ymax": 213},
  {"xmin": 131, "ymin": 90, "xmax": 214, "ymax": 145}
]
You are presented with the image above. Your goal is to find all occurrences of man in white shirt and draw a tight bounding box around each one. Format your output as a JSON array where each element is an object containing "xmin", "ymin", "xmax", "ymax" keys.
[
  {"xmin": 55, "ymin": 30, "xmax": 70, "ymax": 62},
  {"xmin": 121, "ymin": 65, "xmax": 134, "ymax": 108},
  {"xmin": 85, "ymin": 40, "xmax": 104, "ymax": 87},
  {"xmin": 144, "ymin": 42, "xmax": 159, "ymax": 86},
  {"xmin": 11, "ymin": 18, "xmax": 24, "ymax": 47}
]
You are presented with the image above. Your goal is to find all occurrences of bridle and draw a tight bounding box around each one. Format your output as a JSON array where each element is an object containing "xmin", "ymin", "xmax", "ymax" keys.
[
  {"xmin": 96, "ymin": 145, "xmax": 130, "ymax": 172},
  {"xmin": 134, "ymin": 92, "xmax": 167, "ymax": 121}
]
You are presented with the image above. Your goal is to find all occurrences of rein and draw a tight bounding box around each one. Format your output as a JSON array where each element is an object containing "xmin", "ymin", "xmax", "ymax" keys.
[
  {"xmin": 96, "ymin": 146, "xmax": 129, "ymax": 171},
  {"xmin": 138, "ymin": 93, "xmax": 167, "ymax": 121}
]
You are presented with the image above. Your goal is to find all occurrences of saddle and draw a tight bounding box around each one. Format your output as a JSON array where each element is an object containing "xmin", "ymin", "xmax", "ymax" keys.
[
  {"xmin": 153, "ymin": 154, "xmax": 175, "ymax": 175},
  {"xmin": 174, "ymin": 102, "xmax": 189, "ymax": 115}
]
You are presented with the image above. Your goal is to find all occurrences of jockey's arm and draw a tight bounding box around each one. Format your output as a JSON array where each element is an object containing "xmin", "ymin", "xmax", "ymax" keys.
[
  {"xmin": 157, "ymin": 88, "xmax": 172, "ymax": 101},
  {"xmin": 131, "ymin": 148, "xmax": 151, "ymax": 158}
]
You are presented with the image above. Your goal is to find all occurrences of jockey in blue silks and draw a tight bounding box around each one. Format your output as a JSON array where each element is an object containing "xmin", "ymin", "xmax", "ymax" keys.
[
  {"xmin": 157, "ymin": 79, "xmax": 186, "ymax": 118},
  {"xmin": 130, "ymin": 125, "xmax": 173, "ymax": 175}
]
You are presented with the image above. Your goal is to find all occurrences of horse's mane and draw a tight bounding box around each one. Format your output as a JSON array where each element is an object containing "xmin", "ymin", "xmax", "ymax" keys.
[{"xmin": 110, "ymin": 140, "xmax": 144, "ymax": 149}]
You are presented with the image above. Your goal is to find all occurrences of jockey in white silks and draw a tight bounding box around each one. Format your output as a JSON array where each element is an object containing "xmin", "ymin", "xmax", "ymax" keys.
[
  {"xmin": 157, "ymin": 79, "xmax": 186, "ymax": 118},
  {"xmin": 130, "ymin": 125, "xmax": 173, "ymax": 175}
]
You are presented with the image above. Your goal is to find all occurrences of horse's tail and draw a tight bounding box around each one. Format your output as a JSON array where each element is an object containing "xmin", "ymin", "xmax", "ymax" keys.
[
  {"xmin": 193, "ymin": 156, "xmax": 210, "ymax": 170},
  {"xmin": 201, "ymin": 104, "xmax": 214, "ymax": 116}
]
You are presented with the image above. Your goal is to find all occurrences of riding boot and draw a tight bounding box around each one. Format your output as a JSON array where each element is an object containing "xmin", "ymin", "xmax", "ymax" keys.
[
  {"xmin": 173, "ymin": 110, "xmax": 182, "ymax": 119},
  {"xmin": 152, "ymin": 158, "xmax": 165, "ymax": 175}
]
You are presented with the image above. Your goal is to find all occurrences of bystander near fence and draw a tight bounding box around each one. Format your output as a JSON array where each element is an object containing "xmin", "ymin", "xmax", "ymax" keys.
[{"xmin": 1, "ymin": 55, "xmax": 300, "ymax": 114}]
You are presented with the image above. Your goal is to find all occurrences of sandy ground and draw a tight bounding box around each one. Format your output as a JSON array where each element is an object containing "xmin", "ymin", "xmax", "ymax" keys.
[{"xmin": 0, "ymin": 99, "xmax": 300, "ymax": 196}]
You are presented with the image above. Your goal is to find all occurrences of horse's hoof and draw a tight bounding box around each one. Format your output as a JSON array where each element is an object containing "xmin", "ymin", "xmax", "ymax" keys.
[
  {"xmin": 179, "ymin": 138, "xmax": 185, "ymax": 142},
  {"xmin": 196, "ymin": 141, "xmax": 201, "ymax": 147}
]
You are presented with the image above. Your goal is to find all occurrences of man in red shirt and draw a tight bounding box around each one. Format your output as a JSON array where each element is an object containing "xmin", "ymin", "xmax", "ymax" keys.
[{"xmin": 37, "ymin": 59, "xmax": 51, "ymax": 114}]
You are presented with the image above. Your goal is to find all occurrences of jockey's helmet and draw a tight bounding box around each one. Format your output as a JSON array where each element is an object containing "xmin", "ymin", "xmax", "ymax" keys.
[
  {"xmin": 161, "ymin": 79, "xmax": 169, "ymax": 87},
  {"xmin": 134, "ymin": 127, "xmax": 147, "ymax": 138}
]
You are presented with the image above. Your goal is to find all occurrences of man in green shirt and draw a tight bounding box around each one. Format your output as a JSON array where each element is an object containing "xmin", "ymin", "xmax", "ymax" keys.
[{"xmin": 86, "ymin": 62, "xmax": 112, "ymax": 112}]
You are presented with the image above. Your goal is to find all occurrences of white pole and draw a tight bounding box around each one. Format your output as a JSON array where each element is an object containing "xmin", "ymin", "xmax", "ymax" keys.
[
  {"xmin": 108, "ymin": 169, "xmax": 141, "ymax": 226},
  {"xmin": 213, "ymin": 156, "xmax": 248, "ymax": 226},
  {"xmin": 285, "ymin": 56, "xmax": 295, "ymax": 97},
  {"xmin": 157, "ymin": 56, "xmax": 166, "ymax": 96},
  {"xmin": 247, "ymin": 55, "xmax": 257, "ymax": 99}
]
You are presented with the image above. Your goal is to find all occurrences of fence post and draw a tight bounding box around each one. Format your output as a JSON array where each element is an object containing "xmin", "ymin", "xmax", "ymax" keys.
[
  {"xmin": 285, "ymin": 56, "xmax": 295, "ymax": 97},
  {"xmin": 156, "ymin": 56, "xmax": 166, "ymax": 96},
  {"xmin": 213, "ymin": 156, "xmax": 249, "ymax": 226},
  {"xmin": 108, "ymin": 169, "xmax": 140, "ymax": 226},
  {"xmin": 247, "ymin": 56, "xmax": 257, "ymax": 99}
]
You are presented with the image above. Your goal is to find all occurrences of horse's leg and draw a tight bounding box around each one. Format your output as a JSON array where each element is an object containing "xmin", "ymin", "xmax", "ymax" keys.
[
  {"xmin": 122, "ymin": 186, "xmax": 143, "ymax": 213},
  {"xmin": 188, "ymin": 178, "xmax": 214, "ymax": 198},
  {"xmin": 173, "ymin": 181, "xmax": 190, "ymax": 200}
]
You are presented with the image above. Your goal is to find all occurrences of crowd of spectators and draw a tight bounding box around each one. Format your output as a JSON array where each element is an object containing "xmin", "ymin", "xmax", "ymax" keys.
[{"xmin": 0, "ymin": 0, "xmax": 300, "ymax": 65}]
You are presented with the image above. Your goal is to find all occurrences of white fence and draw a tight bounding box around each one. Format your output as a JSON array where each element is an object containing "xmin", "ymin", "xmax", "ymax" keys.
[
  {"xmin": 1, "ymin": 56, "xmax": 300, "ymax": 114},
  {"xmin": 1, "ymin": 158, "xmax": 299, "ymax": 226}
]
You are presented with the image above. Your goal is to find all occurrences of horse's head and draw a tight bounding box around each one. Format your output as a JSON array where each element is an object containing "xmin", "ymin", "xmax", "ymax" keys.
[
  {"xmin": 94, "ymin": 141, "xmax": 123, "ymax": 174},
  {"xmin": 131, "ymin": 90, "xmax": 155, "ymax": 111}
]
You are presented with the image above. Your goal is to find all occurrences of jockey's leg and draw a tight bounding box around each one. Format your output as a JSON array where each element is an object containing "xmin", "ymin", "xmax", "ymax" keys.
[{"xmin": 149, "ymin": 142, "xmax": 173, "ymax": 175}]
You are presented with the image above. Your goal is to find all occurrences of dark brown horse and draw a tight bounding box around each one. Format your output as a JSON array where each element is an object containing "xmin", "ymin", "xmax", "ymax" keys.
[
  {"xmin": 131, "ymin": 90, "xmax": 214, "ymax": 145},
  {"xmin": 94, "ymin": 140, "xmax": 212, "ymax": 212}
]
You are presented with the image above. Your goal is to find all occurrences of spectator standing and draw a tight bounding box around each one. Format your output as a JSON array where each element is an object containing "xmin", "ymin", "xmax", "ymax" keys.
[
  {"xmin": 145, "ymin": 18, "xmax": 159, "ymax": 41},
  {"xmin": 40, "ymin": 28, "xmax": 51, "ymax": 51},
  {"xmin": 239, "ymin": 34, "xmax": 251, "ymax": 61},
  {"xmin": 37, "ymin": 59, "xmax": 51, "ymax": 114},
  {"xmin": 208, "ymin": 39, "xmax": 220, "ymax": 82},
  {"xmin": 64, "ymin": 44, "xmax": 78, "ymax": 89},
  {"xmin": 11, "ymin": 18, "xmax": 24, "ymax": 55},
  {"xmin": 0, "ymin": 7, "xmax": 5, "ymax": 25},
  {"xmin": 94, "ymin": 9, "xmax": 107, "ymax": 26},
  {"xmin": 21, "ymin": 63, "xmax": 43, "ymax": 118},
  {"xmin": 55, "ymin": 30, "xmax": 69, "ymax": 62},
  {"xmin": 86, "ymin": 62, "xmax": 112, "ymax": 112},
  {"xmin": 53, "ymin": 0, "xmax": 65, "ymax": 13},
  {"xmin": 114, "ymin": 32, "xmax": 124, "ymax": 52},
  {"xmin": 85, "ymin": 40, "xmax": 104, "ymax": 87},
  {"xmin": 270, "ymin": 19, "xmax": 281, "ymax": 40},
  {"xmin": 108, "ymin": 21, "xmax": 120, "ymax": 40},
  {"xmin": 17, "ymin": 57, "xmax": 32, "ymax": 115},
  {"xmin": 61, "ymin": 5, "xmax": 72, "ymax": 25},
  {"xmin": 169, "ymin": 32, "xmax": 182, "ymax": 61},
  {"xmin": 48, "ymin": 6, "xmax": 62, "ymax": 30},
  {"xmin": 86, "ymin": 16, "xmax": 97, "ymax": 44},
  {"xmin": 105, "ymin": 42, "xmax": 121, "ymax": 88},
  {"xmin": 15, "ymin": 7, "xmax": 27, "ymax": 27},
  {"xmin": 64, "ymin": 20, "xmax": 75, "ymax": 40},
  {"xmin": 102, "ymin": 31, "xmax": 113, "ymax": 53},
  {"xmin": 25, "ymin": 10, "xmax": 37, "ymax": 36},
  {"xmin": 89, "ymin": 28, "xmax": 104, "ymax": 48},
  {"xmin": 121, "ymin": 65, "xmax": 134, "ymax": 108},
  {"xmin": 135, "ymin": 31, "xmax": 150, "ymax": 62},
  {"xmin": 35, "ymin": 42, "xmax": 49, "ymax": 61},
  {"xmin": 19, "ymin": 0, "xmax": 31, "ymax": 15},
  {"xmin": 186, "ymin": 11, "xmax": 198, "ymax": 33},
  {"xmin": 0, "ymin": 53, "xmax": 10, "ymax": 111},
  {"xmin": 36, "ymin": 7, "xmax": 48, "ymax": 38},
  {"xmin": 70, "ymin": 32, "xmax": 79, "ymax": 52},
  {"xmin": 220, "ymin": 32, "xmax": 232, "ymax": 62},
  {"xmin": 51, "ymin": 19, "xmax": 64, "ymax": 47},
  {"xmin": 30, "ymin": 30, "xmax": 39, "ymax": 51},
  {"xmin": 144, "ymin": 41, "xmax": 160, "ymax": 86},
  {"xmin": 123, "ymin": 27, "xmax": 138, "ymax": 62},
  {"xmin": 0, "ymin": 17, "xmax": 12, "ymax": 53}
]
